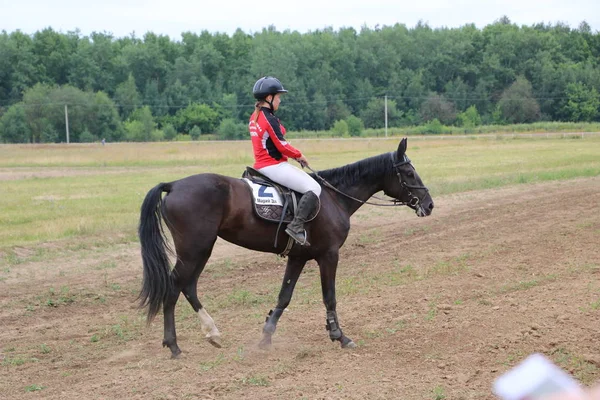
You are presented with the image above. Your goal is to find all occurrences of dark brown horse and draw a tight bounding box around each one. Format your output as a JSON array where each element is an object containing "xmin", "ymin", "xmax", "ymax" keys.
[{"xmin": 138, "ymin": 138, "xmax": 434, "ymax": 358}]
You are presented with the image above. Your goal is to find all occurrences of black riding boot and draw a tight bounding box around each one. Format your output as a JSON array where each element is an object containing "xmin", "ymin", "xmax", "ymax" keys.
[{"xmin": 285, "ymin": 191, "xmax": 319, "ymax": 246}]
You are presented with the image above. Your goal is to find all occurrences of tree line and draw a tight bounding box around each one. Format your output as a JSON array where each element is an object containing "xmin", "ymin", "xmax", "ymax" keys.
[{"xmin": 1, "ymin": 17, "xmax": 599, "ymax": 143}]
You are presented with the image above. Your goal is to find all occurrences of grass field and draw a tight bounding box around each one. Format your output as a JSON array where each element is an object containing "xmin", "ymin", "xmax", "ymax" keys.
[{"xmin": 1, "ymin": 135, "xmax": 599, "ymax": 252}]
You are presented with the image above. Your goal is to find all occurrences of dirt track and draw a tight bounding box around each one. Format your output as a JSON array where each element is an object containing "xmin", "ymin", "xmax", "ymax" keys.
[{"xmin": 1, "ymin": 177, "xmax": 599, "ymax": 399}]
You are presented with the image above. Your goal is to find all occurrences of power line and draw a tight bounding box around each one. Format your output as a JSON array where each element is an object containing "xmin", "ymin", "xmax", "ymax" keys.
[{"xmin": 0, "ymin": 93, "xmax": 580, "ymax": 110}]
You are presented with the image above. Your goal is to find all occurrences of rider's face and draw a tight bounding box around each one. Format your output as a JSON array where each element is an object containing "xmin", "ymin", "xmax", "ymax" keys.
[{"xmin": 271, "ymin": 93, "xmax": 282, "ymax": 110}]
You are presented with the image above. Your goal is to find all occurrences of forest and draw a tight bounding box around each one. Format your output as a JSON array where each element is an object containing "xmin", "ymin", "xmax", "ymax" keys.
[{"xmin": 0, "ymin": 17, "xmax": 599, "ymax": 143}]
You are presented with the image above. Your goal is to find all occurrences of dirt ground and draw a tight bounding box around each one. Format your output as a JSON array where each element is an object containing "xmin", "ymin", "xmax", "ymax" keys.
[{"xmin": 1, "ymin": 177, "xmax": 599, "ymax": 400}]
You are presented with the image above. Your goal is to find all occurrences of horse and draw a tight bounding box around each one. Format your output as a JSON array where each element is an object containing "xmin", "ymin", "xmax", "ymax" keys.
[{"xmin": 138, "ymin": 138, "xmax": 434, "ymax": 358}]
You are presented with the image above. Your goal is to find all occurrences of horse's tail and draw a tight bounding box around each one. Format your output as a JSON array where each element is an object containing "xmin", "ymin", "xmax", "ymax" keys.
[{"xmin": 138, "ymin": 182, "xmax": 173, "ymax": 323}]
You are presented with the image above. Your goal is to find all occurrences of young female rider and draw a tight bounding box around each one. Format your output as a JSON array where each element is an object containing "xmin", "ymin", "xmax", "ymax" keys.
[{"xmin": 249, "ymin": 76, "xmax": 321, "ymax": 246}]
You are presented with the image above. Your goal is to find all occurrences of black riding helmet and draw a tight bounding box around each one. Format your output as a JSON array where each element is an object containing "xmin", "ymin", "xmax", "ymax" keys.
[{"xmin": 252, "ymin": 76, "xmax": 288, "ymax": 100}]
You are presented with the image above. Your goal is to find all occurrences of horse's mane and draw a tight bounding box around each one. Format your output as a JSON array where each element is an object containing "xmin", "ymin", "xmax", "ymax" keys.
[{"xmin": 313, "ymin": 152, "xmax": 393, "ymax": 190}]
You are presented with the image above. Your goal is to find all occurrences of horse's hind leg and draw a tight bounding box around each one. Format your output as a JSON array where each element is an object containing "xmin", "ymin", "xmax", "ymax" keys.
[
  {"xmin": 182, "ymin": 274, "xmax": 222, "ymax": 348},
  {"xmin": 259, "ymin": 256, "xmax": 308, "ymax": 349},
  {"xmin": 163, "ymin": 236, "xmax": 218, "ymax": 357},
  {"xmin": 162, "ymin": 272, "xmax": 183, "ymax": 358},
  {"xmin": 179, "ymin": 235, "xmax": 222, "ymax": 346}
]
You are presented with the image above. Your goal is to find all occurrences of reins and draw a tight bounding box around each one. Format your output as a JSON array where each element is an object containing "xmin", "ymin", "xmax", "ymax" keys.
[{"xmin": 302, "ymin": 152, "xmax": 428, "ymax": 208}]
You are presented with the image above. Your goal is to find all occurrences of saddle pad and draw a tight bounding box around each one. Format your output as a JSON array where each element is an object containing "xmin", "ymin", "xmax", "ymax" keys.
[{"xmin": 243, "ymin": 178, "xmax": 295, "ymax": 223}]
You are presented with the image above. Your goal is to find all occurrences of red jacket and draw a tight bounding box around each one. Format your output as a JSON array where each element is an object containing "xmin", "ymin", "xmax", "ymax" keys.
[{"xmin": 249, "ymin": 107, "xmax": 302, "ymax": 169}]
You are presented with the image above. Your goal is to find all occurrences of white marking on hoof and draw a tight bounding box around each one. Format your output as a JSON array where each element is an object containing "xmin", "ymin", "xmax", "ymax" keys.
[
  {"xmin": 207, "ymin": 334, "xmax": 222, "ymax": 348},
  {"xmin": 344, "ymin": 341, "xmax": 357, "ymax": 349},
  {"xmin": 198, "ymin": 308, "xmax": 221, "ymax": 346}
]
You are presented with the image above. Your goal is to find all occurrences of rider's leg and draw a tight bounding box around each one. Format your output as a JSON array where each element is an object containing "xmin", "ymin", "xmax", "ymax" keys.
[{"xmin": 258, "ymin": 162, "xmax": 321, "ymax": 245}]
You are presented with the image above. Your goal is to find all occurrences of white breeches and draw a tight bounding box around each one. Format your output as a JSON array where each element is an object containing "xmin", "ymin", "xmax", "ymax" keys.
[{"xmin": 258, "ymin": 162, "xmax": 321, "ymax": 196}]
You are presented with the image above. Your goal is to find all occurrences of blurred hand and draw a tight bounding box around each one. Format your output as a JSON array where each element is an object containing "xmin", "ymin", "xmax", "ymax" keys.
[
  {"xmin": 296, "ymin": 155, "xmax": 309, "ymax": 168},
  {"xmin": 542, "ymin": 385, "xmax": 600, "ymax": 400}
]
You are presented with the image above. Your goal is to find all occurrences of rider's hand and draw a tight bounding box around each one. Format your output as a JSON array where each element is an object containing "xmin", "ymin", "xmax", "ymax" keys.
[
  {"xmin": 542, "ymin": 385, "xmax": 600, "ymax": 400},
  {"xmin": 296, "ymin": 155, "xmax": 309, "ymax": 168}
]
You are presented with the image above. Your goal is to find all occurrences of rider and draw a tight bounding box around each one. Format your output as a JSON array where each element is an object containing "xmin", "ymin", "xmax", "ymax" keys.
[{"xmin": 249, "ymin": 76, "xmax": 321, "ymax": 246}]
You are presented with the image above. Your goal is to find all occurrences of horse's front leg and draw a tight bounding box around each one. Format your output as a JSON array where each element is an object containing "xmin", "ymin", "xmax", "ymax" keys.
[
  {"xmin": 259, "ymin": 256, "xmax": 307, "ymax": 349},
  {"xmin": 317, "ymin": 250, "xmax": 356, "ymax": 348}
]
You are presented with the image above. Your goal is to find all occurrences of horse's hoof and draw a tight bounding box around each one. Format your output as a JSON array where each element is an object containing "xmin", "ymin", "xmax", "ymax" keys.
[
  {"xmin": 340, "ymin": 336, "xmax": 356, "ymax": 349},
  {"xmin": 170, "ymin": 348, "xmax": 182, "ymax": 359},
  {"xmin": 342, "ymin": 340, "xmax": 357, "ymax": 349},
  {"xmin": 207, "ymin": 335, "xmax": 222, "ymax": 348},
  {"xmin": 258, "ymin": 336, "xmax": 272, "ymax": 350}
]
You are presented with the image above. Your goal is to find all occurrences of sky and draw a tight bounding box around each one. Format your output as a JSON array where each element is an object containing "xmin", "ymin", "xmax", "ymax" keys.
[{"xmin": 1, "ymin": 0, "xmax": 599, "ymax": 39}]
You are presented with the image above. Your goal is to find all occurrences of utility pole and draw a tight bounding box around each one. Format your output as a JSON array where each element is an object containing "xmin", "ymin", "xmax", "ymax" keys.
[
  {"xmin": 384, "ymin": 95, "xmax": 388, "ymax": 138},
  {"xmin": 65, "ymin": 105, "xmax": 70, "ymax": 143}
]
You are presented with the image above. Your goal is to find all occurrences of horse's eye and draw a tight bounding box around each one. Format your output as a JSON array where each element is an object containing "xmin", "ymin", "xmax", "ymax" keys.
[{"xmin": 407, "ymin": 171, "xmax": 415, "ymax": 178}]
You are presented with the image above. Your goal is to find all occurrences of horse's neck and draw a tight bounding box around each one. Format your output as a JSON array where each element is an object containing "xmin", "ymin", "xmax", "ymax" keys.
[
  {"xmin": 341, "ymin": 180, "xmax": 383, "ymax": 216},
  {"xmin": 319, "ymin": 153, "xmax": 391, "ymax": 216}
]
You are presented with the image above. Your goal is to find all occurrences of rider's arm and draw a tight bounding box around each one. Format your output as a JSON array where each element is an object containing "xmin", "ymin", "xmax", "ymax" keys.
[{"xmin": 262, "ymin": 112, "xmax": 303, "ymax": 159}]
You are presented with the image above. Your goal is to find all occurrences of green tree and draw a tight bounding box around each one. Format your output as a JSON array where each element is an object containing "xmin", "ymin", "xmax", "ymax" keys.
[
  {"xmin": 0, "ymin": 104, "xmax": 31, "ymax": 143},
  {"xmin": 175, "ymin": 103, "xmax": 220, "ymax": 134},
  {"xmin": 456, "ymin": 105, "xmax": 482, "ymax": 128},
  {"xmin": 562, "ymin": 82, "xmax": 600, "ymax": 122},
  {"xmin": 403, "ymin": 70, "xmax": 427, "ymax": 111},
  {"xmin": 114, "ymin": 74, "xmax": 140, "ymax": 119},
  {"xmin": 41, "ymin": 125, "xmax": 60, "ymax": 143},
  {"xmin": 78, "ymin": 128, "xmax": 98, "ymax": 143},
  {"xmin": 444, "ymin": 78, "xmax": 471, "ymax": 112},
  {"xmin": 163, "ymin": 79, "xmax": 189, "ymax": 116},
  {"xmin": 6, "ymin": 32, "xmax": 42, "ymax": 103},
  {"xmin": 126, "ymin": 106, "xmax": 155, "ymax": 141},
  {"xmin": 32, "ymin": 28, "xmax": 75, "ymax": 85},
  {"xmin": 162, "ymin": 123, "xmax": 177, "ymax": 141},
  {"xmin": 217, "ymin": 118, "xmax": 246, "ymax": 140},
  {"xmin": 19, "ymin": 83, "xmax": 122, "ymax": 143},
  {"xmin": 219, "ymin": 93, "xmax": 240, "ymax": 121},
  {"xmin": 48, "ymin": 85, "xmax": 93, "ymax": 143},
  {"xmin": 419, "ymin": 94, "xmax": 457, "ymax": 125},
  {"xmin": 22, "ymin": 83, "xmax": 54, "ymax": 143},
  {"xmin": 189, "ymin": 125, "xmax": 202, "ymax": 140},
  {"xmin": 360, "ymin": 98, "xmax": 401, "ymax": 129},
  {"xmin": 346, "ymin": 115, "xmax": 364, "ymax": 137},
  {"xmin": 90, "ymin": 91, "xmax": 124, "ymax": 142},
  {"xmin": 124, "ymin": 120, "xmax": 145, "ymax": 142},
  {"xmin": 121, "ymin": 33, "xmax": 170, "ymax": 93},
  {"xmin": 416, "ymin": 118, "xmax": 445, "ymax": 134},
  {"xmin": 327, "ymin": 100, "xmax": 351, "ymax": 129},
  {"xmin": 310, "ymin": 92, "xmax": 328, "ymax": 131},
  {"xmin": 332, "ymin": 120, "xmax": 348, "ymax": 136},
  {"xmin": 67, "ymin": 37, "xmax": 100, "ymax": 91},
  {"xmin": 2, "ymin": 23, "xmax": 600, "ymax": 132},
  {"xmin": 143, "ymin": 79, "xmax": 167, "ymax": 117},
  {"xmin": 497, "ymin": 76, "xmax": 541, "ymax": 123}
]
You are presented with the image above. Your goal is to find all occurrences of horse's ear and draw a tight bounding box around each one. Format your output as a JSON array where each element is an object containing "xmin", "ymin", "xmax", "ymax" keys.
[{"xmin": 397, "ymin": 138, "xmax": 407, "ymax": 158}]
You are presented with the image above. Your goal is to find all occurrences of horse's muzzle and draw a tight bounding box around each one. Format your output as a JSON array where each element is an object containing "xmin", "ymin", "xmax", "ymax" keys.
[{"xmin": 416, "ymin": 200, "xmax": 434, "ymax": 217}]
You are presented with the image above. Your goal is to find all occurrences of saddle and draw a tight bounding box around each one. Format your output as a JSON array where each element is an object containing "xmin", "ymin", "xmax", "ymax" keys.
[
  {"xmin": 242, "ymin": 167, "xmax": 295, "ymax": 223},
  {"xmin": 241, "ymin": 167, "xmax": 318, "ymax": 224},
  {"xmin": 242, "ymin": 167, "xmax": 319, "ymax": 256}
]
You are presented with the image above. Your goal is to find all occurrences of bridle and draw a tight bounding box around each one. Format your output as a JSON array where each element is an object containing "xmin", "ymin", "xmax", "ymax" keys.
[
  {"xmin": 304, "ymin": 152, "xmax": 429, "ymax": 209},
  {"xmin": 390, "ymin": 152, "xmax": 429, "ymax": 209}
]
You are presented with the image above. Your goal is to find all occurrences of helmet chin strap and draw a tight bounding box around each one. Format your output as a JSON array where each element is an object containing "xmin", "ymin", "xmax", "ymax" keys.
[
  {"xmin": 257, "ymin": 95, "xmax": 276, "ymax": 112},
  {"xmin": 265, "ymin": 95, "xmax": 275, "ymax": 111}
]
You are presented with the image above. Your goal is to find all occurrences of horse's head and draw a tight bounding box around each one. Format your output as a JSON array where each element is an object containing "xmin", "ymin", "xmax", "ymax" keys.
[{"xmin": 383, "ymin": 138, "xmax": 434, "ymax": 217}]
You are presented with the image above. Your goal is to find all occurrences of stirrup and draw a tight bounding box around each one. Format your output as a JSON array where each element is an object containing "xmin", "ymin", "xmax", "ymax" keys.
[{"xmin": 285, "ymin": 227, "xmax": 310, "ymax": 246}]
